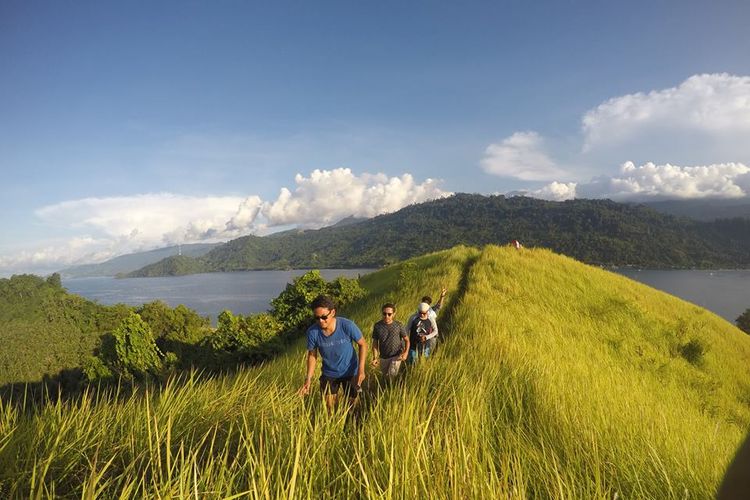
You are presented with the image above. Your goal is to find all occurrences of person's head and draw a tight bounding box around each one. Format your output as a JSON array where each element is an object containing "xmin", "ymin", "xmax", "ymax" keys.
[
  {"xmin": 421, "ymin": 295, "xmax": 432, "ymax": 305},
  {"xmin": 311, "ymin": 295, "xmax": 336, "ymax": 327},
  {"xmin": 381, "ymin": 303, "xmax": 396, "ymax": 324},
  {"xmin": 418, "ymin": 302, "xmax": 430, "ymax": 319}
]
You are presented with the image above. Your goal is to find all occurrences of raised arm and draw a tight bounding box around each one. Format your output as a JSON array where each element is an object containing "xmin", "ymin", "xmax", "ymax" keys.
[{"xmin": 433, "ymin": 287, "xmax": 447, "ymax": 313}]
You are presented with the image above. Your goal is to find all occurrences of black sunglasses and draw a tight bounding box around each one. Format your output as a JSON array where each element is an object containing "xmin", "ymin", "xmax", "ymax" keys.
[
  {"xmin": 382, "ymin": 312, "xmax": 393, "ymax": 316},
  {"xmin": 314, "ymin": 313, "xmax": 331, "ymax": 321}
]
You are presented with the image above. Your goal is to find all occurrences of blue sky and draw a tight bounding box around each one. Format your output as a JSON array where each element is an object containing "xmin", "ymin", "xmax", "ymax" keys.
[{"xmin": 2, "ymin": 0, "xmax": 750, "ymax": 275}]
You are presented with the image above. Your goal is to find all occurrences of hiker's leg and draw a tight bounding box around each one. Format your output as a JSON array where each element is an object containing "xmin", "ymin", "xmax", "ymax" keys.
[
  {"xmin": 407, "ymin": 349, "xmax": 418, "ymax": 364},
  {"xmin": 386, "ymin": 356, "xmax": 402, "ymax": 377}
]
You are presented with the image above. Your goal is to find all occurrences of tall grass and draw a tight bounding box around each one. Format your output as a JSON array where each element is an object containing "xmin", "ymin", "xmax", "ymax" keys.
[{"xmin": 1, "ymin": 245, "xmax": 748, "ymax": 498}]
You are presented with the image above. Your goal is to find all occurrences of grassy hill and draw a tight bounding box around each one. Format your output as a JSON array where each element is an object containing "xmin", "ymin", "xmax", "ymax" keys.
[
  {"xmin": 125, "ymin": 194, "xmax": 750, "ymax": 278},
  {"xmin": 2, "ymin": 246, "xmax": 749, "ymax": 497}
]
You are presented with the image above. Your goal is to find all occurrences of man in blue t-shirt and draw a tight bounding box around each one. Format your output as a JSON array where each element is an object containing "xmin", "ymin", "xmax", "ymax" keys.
[{"xmin": 299, "ymin": 294, "xmax": 368, "ymax": 412}]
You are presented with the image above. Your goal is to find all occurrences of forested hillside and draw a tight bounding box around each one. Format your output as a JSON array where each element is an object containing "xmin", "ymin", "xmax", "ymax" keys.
[
  {"xmin": 127, "ymin": 194, "xmax": 750, "ymax": 277},
  {"xmin": 59, "ymin": 243, "xmax": 220, "ymax": 278}
]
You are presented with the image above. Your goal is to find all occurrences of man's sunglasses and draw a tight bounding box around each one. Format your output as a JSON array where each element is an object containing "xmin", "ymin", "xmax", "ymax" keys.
[
  {"xmin": 382, "ymin": 312, "xmax": 393, "ymax": 316},
  {"xmin": 314, "ymin": 313, "xmax": 331, "ymax": 321}
]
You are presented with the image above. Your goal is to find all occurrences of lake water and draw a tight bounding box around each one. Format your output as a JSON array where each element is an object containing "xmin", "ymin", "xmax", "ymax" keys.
[
  {"xmin": 614, "ymin": 269, "xmax": 750, "ymax": 323},
  {"xmin": 63, "ymin": 268, "xmax": 749, "ymax": 326},
  {"xmin": 63, "ymin": 269, "xmax": 374, "ymax": 323}
]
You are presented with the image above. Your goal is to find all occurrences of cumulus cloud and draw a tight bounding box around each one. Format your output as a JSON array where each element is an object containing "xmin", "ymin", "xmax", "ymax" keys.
[
  {"xmin": 480, "ymin": 131, "xmax": 568, "ymax": 181},
  {"xmin": 3, "ymin": 169, "xmax": 450, "ymax": 275},
  {"xmin": 527, "ymin": 161, "xmax": 749, "ymax": 202},
  {"xmin": 36, "ymin": 194, "xmax": 249, "ymax": 247},
  {"xmin": 582, "ymin": 73, "xmax": 750, "ymax": 157},
  {"xmin": 577, "ymin": 161, "xmax": 750, "ymax": 200},
  {"xmin": 494, "ymin": 74, "xmax": 750, "ymax": 200},
  {"xmin": 264, "ymin": 168, "xmax": 451, "ymax": 226},
  {"xmin": 0, "ymin": 236, "xmax": 119, "ymax": 275},
  {"xmin": 527, "ymin": 181, "xmax": 578, "ymax": 201}
]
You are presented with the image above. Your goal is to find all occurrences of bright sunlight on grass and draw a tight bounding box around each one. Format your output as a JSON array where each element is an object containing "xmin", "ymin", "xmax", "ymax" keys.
[{"xmin": 1, "ymin": 245, "xmax": 749, "ymax": 498}]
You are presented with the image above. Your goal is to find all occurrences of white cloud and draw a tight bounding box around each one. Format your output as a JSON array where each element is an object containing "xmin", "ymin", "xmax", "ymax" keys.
[
  {"xmin": 526, "ymin": 161, "xmax": 750, "ymax": 202},
  {"xmin": 0, "ymin": 236, "xmax": 118, "ymax": 276},
  {"xmin": 576, "ymin": 161, "xmax": 750, "ymax": 200},
  {"xmin": 527, "ymin": 181, "xmax": 578, "ymax": 201},
  {"xmin": 480, "ymin": 131, "xmax": 568, "ymax": 181},
  {"xmin": 496, "ymin": 74, "xmax": 750, "ymax": 200},
  {"xmin": 36, "ymin": 193, "xmax": 249, "ymax": 246},
  {"xmin": 263, "ymin": 168, "xmax": 451, "ymax": 226},
  {"xmin": 582, "ymin": 73, "xmax": 750, "ymax": 156},
  {"xmin": 3, "ymin": 169, "xmax": 450, "ymax": 275}
]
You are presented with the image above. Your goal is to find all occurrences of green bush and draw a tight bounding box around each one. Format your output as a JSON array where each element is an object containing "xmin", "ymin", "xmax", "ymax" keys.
[
  {"xmin": 737, "ymin": 308, "xmax": 750, "ymax": 334},
  {"xmin": 271, "ymin": 271, "xmax": 329, "ymax": 330},
  {"xmin": 111, "ymin": 312, "xmax": 163, "ymax": 379}
]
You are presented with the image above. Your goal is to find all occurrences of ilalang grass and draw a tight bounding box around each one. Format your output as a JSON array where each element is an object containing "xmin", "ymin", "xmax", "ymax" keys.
[{"xmin": 1, "ymin": 245, "xmax": 749, "ymax": 498}]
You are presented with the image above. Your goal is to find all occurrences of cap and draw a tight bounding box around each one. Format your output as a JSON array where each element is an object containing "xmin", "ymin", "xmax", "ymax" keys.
[{"xmin": 418, "ymin": 302, "xmax": 430, "ymax": 313}]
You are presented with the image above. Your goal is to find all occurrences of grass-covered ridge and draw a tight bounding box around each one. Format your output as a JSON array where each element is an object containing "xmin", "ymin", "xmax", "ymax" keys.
[{"xmin": 1, "ymin": 245, "xmax": 749, "ymax": 498}]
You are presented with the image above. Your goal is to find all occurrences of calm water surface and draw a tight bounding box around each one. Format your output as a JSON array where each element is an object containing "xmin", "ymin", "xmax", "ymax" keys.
[
  {"xmin": 64, "ymin": 268, "xmax": 749, "ymax": 325},
  {"xmin": 64, "ymin": 269, "xmax": 374, "ymax": 323},
  {"xmin": 614, "ymin": 269, "xmax": 750, "ymax": 322}
]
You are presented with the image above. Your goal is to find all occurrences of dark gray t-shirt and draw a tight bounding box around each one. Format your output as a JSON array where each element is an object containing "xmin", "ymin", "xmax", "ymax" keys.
[{"xmin": 372, "ymin": 320, "xmax": 408, "ymax": 359}]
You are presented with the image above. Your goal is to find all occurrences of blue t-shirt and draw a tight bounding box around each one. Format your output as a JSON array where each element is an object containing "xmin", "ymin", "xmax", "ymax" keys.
[{"xmin": 306, "ymin": 317, "xmax": 363, "ymax": 378}]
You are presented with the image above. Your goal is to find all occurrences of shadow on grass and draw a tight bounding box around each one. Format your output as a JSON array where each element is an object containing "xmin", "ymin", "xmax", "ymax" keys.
[{"xmin": 0, "ymin": 326, "xmax": 307, "ymax": 413}]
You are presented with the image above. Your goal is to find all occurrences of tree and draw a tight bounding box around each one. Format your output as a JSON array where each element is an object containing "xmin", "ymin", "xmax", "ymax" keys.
[
  {"xmin": 46, "ymin": 272, "xmax": 62, "ymax": 289},
  {"xmin": 737, "ymin": 309, "xmax": 750, "ymax": 335},
  {"xmin": 112, "ymin": 312, "xmax": 163, "ymax": 378},
  {"xmin": 271, "ymin": 271, "xmax": 329, "ymax": 330}
]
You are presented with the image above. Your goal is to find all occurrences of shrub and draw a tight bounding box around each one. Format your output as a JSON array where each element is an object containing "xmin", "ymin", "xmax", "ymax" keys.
[
  {"xmin": 679, "ymin": 338, "xmax": 708, "ymax": 366},
  {"xmin": 271, "ymin": 271, "xmax": 329, "ymax": 330},
  {"xmin": 737, "ymin": 308, "xmax": 750, "ymax": 335},
  {"xmin": 112, "ymin": 312, "xmax": 163, "ymax": 378}
]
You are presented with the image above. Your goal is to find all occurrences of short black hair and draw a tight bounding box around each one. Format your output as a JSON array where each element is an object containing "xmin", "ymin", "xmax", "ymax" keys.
[
  {"xmin": 311, "ymin": 294, "xmax": 336, "ymax": 311},
  {"xmin": 382, "ymin": 302, "xmax": 396, "ymax": 311},
  {"xmin": 421, "ymin": 296, "xmax": 432, "ymax": 304}
]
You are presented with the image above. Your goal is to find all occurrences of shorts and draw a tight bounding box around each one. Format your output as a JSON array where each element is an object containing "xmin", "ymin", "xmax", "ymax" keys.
[
  {"xmin": 379, "ymin": 355, "xmax": 403, "ymax": 377},
  {"xmin": 320, "ymin": 374, "xmax": 360, "ymax": 399}
]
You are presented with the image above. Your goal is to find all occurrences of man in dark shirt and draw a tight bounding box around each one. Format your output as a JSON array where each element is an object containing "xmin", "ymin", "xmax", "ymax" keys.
[
  {"xmin": 371, "ymin": 303, "xmax": 410, "ymax": 379},
  {"xmin": 406, "ymin": 302, "xmax": 438, "ymax": 363}
]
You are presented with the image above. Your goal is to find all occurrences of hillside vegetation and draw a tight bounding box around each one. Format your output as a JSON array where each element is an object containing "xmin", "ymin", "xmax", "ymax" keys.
[
  {"xmin": 126, "ymin": 194, "xmax": 750, "ymax": 277},
  {"xmin": 2, "ymin": 246, "xmax": 750, "ymax": 498},
  {"xmin": 60, "ymin": 243, "xmax": 219, "ymax": 278},
  {"xmin": 0, "ymin": 274, "xmax": 132, "ymax": 386}
]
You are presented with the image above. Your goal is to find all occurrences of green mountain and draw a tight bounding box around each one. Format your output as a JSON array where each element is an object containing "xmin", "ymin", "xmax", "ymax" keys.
[
  {"xmin": 2, "ymin": 246, "xmax": 749, "ymax": 497},
  {"xmin": 641, "ymin": 197, "xmax": 750, "ymax": 221},
  {"xmin": 60, "ymin": 243, "xmax": 220, "ymax": 278},
  {"xmin": 127, "ymin": 194, "xmax": 750, "ymax": 277}
]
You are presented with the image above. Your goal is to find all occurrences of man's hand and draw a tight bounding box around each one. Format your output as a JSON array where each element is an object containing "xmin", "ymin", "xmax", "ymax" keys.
[
  {"xmin": 440, "ymin": 287, "xmax": 447, "ymax": 298},
  {"xmin": 419, "ymin": 335, "xmax": 426, "ymax": 344},
  {"xmin": 399, "ymin": 352, "xmax": 408, "ymax": 361},
  {"xmin": 371, "ymin": 357, "xmax": 380, "ymax": 367},
  {"xmin": 354, "ymin": 370, "xmax": 366, "ymax": 388},
  {"xmin": 298, "ymin": 378, "xmax": 311, "ymax": 396}
]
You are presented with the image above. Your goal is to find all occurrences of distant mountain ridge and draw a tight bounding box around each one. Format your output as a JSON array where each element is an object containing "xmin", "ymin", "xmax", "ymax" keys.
[
  {"xmin": 640, "ymin": 198, "xmax": 750, "ymax": 221},
  {"xmin": 126, "ymin": 194, "xmax": 750, "ymax": 277},
  {"xmin": 60, "ymin": 243, "xmax": 221, "ymax": 278}
]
